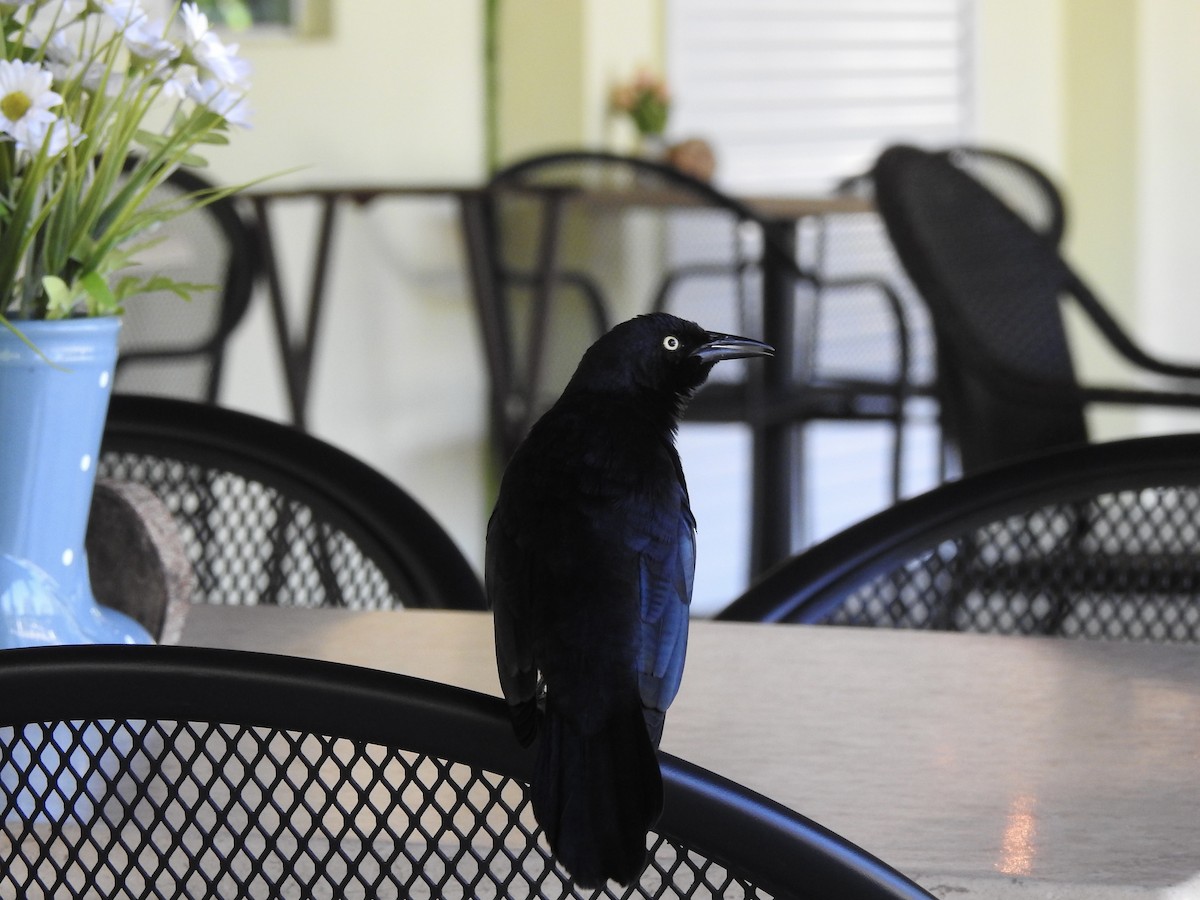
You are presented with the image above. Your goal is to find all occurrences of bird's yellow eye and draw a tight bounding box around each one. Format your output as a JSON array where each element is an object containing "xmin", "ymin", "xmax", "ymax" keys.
[{"xmin": 663, "ymin": 335, "xmax": 681, "ymax": 351}]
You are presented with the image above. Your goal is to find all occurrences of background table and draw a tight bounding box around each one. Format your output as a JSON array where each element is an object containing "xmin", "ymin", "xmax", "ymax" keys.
[
  {"xmin": 179, "ymin": 606, "xmax": 1200, "ymax": 898},
  {"xmin": 247, "ymin": 184, "xmax": 871, "ymax": 434}
]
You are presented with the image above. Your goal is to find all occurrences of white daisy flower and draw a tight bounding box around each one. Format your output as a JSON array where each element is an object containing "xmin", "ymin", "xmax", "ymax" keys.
[
  {"xmin": 0, "ymin": 60, "xmax": 62, "ymax": 144},
  {"xmin": 159, "ymin": 61, "xmax": 197, "ymax": 101},
  {"xmin": 177, "ymin": 2, "xmax": 251, "ymax": 91},
  {"xmin": 124, "ymin": 16, "xmax": 179, "ymax": 65},
  {"xmin": 42, "ymin": 31, "xmax": 79, "ymax": 70},
  {"xmin": 98, "ymin": 0, "xmax": 147, "ymax": 30},
  {"xmin": 179, "ymin": 1, "xmax": 210, "ymax": 39},
  {"xmin": 17, "ymin": 115, "xmax": 84, "ymax": 157},
  {"xmin": 188, "ymin": 77, "xmax": 252, "ymax": 128},
  {"xmin": 27, "ymin": 1, "xmax": 87, "ymax": 31},
  {"xmin": 41, "ymin": 32, "xmax": 113, "ymax": 94}
]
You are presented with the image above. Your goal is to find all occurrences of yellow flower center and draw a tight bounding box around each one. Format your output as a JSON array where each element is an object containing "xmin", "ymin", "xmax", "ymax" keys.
[{"xmin": 1, "ymin": 91, "xmax": 31, "ymax": 123}]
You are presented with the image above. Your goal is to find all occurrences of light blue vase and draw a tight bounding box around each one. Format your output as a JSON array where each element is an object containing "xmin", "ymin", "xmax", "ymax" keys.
[{"xmin": 0, "ymin": 317, "xmax": 153, "ymax": 649}]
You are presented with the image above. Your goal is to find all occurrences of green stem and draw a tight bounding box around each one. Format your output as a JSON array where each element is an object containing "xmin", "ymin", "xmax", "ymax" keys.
[{"xmin": 484, "ymin": 0, "xmax": 500, "ymax": 175}]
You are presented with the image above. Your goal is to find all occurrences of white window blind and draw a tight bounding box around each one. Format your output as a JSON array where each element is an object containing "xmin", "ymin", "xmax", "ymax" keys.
[
  {"xmin": 665, "ymin": 0, "xmax": 976, "ymax": 613},
  {"xmin": 666, "ymin": 0, "xmax": 975, "ymax": 194}
]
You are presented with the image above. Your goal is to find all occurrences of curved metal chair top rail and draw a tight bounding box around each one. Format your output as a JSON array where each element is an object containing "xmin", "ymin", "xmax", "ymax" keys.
[
  {"xmin": 719, "ymin": 431, "xmax": 1200, "ymax": 626},
  {"xmin": 0, "ymin": 643, "xmax": 935, "ymax": 899},
  {"xmin": 101, "ymin": 395, "xmax": 486, "ymax": 610}
]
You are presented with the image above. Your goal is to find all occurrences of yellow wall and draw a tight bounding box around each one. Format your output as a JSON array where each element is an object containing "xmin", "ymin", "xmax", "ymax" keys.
[
  {"xmin": 975, "ymin": 0, "xmax": 1064, "ymax": 173},
  {"xmin": 1135, "ymin": 0, "xmax": 1200, "ymax": 433},
  {"xmin": 1062, "ymin": 0, "xmax": 1138, "ymax": 310},
  {"xmin": 496, "ymin": 2, "xmax": 588, "ymax": 162},
  {"xmin": 495, "ymin": 0, "xmax": 663, "ymax": 163},
  {"xmin": 1060, "ymin": 0, "xmax": 1139, "ymax": 436},
  {"xmin": 209, "ymin": 2, "xmax": 485, "ymax": 187}
]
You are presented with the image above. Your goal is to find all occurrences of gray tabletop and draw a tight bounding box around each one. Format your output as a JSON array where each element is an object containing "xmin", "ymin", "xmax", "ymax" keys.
[{"xmin": 179, "ymin": 606, "xmax": 1200, "ymax": 898}]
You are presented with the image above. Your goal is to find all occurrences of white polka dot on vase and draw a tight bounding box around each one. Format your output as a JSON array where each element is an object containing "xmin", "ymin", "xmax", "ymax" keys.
[
  {"xmin": 99, "ymin": 371, "xmax": 110, "ymax": 388},
  {"xmin": 62, "ymin": 549, "xmax": 74, "ymax": 567},
  {"xmin": 80, "ymin": 454, "xmax": 91, "ymax": 472}
]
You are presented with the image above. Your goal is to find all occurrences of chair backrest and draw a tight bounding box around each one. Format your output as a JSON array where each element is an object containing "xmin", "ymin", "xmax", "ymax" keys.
[
  {"xmin": 113, "ymin": 165, "xmax": 260, "ymax": 404},
  {"xmin": 870, "ymin": 144, "xmax": 1088, "ymax": 474},
  {"xmin": 718, "ymin": 433, "xmax": 1200, "ymax": 641},
  {"xmin": 0, "ymin": 643, "xmax": 935, "ymax": 899},
  {"xmin": 480, "ymin": 150, "xmax": 786, "ymax": 462},
  {"xmin": 938, "ymin": 145, "xmax": 1067, "ymax": 245},
  {"xmin": 97, "ymin": 395, "xmax": 485, "ymax": 610}
]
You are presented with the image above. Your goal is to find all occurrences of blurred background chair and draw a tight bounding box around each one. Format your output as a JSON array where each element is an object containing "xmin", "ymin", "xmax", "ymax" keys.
[
  {"xmin": 97, "ymin": 395, "xmax": 485, "ymax": 611},
  {"xmin": 841, "ymin": 144, "xmax": 1066, "ymax": 247},
  {"xmin": 473, "ymin": 149, "xmax": 912, "ymax": 574},
  {"xmin": 718, "ymin": 432, "xmax": 1200, "ymax": 641},
  {"xmin": 869, "ymin": 143, "xmax": 1200, "ymax": 477},
  {"xmin": 0, "ymin": 643, "xmax": 936, "ymax": 899},
  {"xmin": 113, "ymin": 165, "xmax": 260, "ymax": 403}
]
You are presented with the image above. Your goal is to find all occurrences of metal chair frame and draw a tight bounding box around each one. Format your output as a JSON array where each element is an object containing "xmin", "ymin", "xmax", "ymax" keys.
[
  {"xmin": 114, "ymin": 164, "xmax": 261, "ymax": 404},
  {"xmin": 98, "ymin": 395, "xmax": 485, "ymax": 611},
  {"xmin": 718, "ymin": 432, "xmax": 1200, "ymax": 641},
  {"xmin": 0, "ymin": 643, "xmax": 935, "ymax": 899},
  {"xmin": 871, "ymin": 143, "xmax": 1200, "ymax": 476}
]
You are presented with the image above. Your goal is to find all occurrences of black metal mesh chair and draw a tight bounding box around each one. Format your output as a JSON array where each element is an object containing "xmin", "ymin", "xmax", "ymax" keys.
[
  {"xmin": 718, "ymin": 433, "xmax": 1200, "ymax": 640},
  {"xmin": 0, "ymin": 644, "xmax": 935, "ymax": 899},
  {"xmin": 475, "ymin": 150, "xmax": 911, "ymax": 572},
  {"xmin": 870, "ymin": 143, "xmax": 1200, "ymax": 476},
  {"xmin": 113, "ymin": 165, "xmax": 260, "ymax": 403},
  {"xmin": 97, "ymin": 395, "xmax": 485, "ymax": 610}
]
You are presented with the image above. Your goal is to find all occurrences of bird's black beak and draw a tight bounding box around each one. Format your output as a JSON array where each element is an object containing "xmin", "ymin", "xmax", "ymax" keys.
[{"xmin": 689, "ymin": 331, "xmax": 775, "ymax": 364}]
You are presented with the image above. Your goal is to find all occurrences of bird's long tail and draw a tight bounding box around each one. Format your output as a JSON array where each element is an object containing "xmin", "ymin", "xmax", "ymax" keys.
[{"xmin": 532, "ymin": 702, "xmax": 663, "ymax": 888}]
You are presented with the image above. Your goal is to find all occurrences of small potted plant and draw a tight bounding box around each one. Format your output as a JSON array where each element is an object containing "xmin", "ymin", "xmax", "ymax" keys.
[
  {"xmin": 609, "ymin": 66, "xmax": 670, "ymax": 158},
  {"xmin": 0, "ymin": 0, "xmax": 253, "ymax": 649}
]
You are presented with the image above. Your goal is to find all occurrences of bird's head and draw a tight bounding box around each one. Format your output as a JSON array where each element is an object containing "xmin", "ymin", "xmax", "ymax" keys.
[{"xmin": 564, "ymin": 313, "xmax": 773, "ymax": 412}]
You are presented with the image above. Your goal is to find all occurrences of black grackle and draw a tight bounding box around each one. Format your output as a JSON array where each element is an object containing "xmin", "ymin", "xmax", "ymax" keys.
[{"xmin": 486, "ymin": 313, "xmax": 772, "ymax": 887}]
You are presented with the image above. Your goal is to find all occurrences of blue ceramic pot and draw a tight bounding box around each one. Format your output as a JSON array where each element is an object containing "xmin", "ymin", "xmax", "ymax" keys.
[{"xmin": 0, "ymin": 318, "xmax": 153, "ymax": 648}]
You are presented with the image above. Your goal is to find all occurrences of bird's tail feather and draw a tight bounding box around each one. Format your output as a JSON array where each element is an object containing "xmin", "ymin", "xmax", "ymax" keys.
[{"xmin": 532, "ymin": 703, "xmax": 663, "ymax": 888}]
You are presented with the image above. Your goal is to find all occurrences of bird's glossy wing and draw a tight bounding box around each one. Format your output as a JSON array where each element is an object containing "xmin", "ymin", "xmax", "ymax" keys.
[{"xmin": 636, "ymin": 477, "xmax": 696, "ymax": 730}]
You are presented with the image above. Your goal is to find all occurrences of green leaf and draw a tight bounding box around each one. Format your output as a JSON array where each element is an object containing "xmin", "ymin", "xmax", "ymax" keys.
[
  {"xmin": 81, "ymin": 271, "xmax": 117, "ymax": 316},
  {"xmin": 177, "ymin": 150, "xmax": 210, "ymax": 168},
  {"xmin": 113, "ymin": 274, "xmax": 215, "ymax": 303},
  {"xmin": 41, "ymin": 276, "xmax": 74, "ymax": 317},
  {"xmin": 131, "ymin": 129, "xmax": 170, "ymax": 153}
]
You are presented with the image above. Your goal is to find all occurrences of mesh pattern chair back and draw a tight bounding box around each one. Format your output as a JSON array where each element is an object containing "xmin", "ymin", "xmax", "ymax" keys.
[
  {"xmin": 719, "ymin": 433, "xmax": 1200, "ymax": 641},
  {"xmin": 0, "ymin": 645, "xmax": 933, "ymax": 899},
  {"xmin": 114, "ymin": 165, "xmax": 259, "ymax": 403},
  {"xmin": 97, "ymin": 395, "xmax": 485, "ymax": 610},
  {"xmin": 871, "ymin": 144, "xmax": 1088, "ymax": 473}
]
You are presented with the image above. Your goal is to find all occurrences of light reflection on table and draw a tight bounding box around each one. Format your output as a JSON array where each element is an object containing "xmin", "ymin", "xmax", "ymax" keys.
[{"xmin": 179, "ymin": 606, "xmax": 1200, "ymax": 898}]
